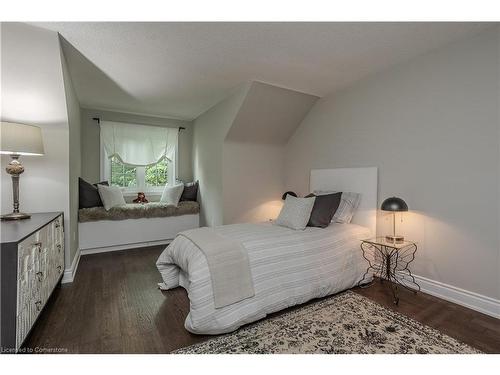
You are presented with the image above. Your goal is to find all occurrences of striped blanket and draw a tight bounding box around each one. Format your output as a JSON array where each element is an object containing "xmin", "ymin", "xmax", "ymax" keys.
[{"xmin": 156, "ymin": 222, "xmax": 371, "ymax": 334}]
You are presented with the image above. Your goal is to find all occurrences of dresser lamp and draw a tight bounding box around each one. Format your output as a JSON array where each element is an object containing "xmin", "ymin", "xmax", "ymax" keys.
[
  {"xmin": 0, "ymin": 122, "xmax": 44, "ymax": 220},
  {"xmin": 381, "ymin": 196, "xmax": 408, "ymax": 244}
]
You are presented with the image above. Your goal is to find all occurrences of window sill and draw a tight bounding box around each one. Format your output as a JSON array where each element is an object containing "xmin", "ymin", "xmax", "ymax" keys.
[{"xmin": 121, "ymin": 191, "xmax": 163, "ymax": 197}]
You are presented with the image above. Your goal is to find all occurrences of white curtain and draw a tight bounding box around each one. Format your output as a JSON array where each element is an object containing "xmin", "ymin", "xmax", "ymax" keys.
[{"xmin": 100, "ymin": 121, "xmax": 178, "ymax": 166}]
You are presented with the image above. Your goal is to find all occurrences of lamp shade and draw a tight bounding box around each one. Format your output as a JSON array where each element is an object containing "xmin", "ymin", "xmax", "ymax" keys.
[
  {"xmin": 0, "ymin": 122, "xmax": 44, "ymax": 156},
  {"xmin": 381, "ymin": 197, "xmax": 408, "ymax": 212}
]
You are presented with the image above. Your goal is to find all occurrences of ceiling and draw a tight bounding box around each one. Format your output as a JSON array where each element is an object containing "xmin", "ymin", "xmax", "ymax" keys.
[{"xmin": 35, "ymin": 22, "xmax": 491, "ymax": 120}]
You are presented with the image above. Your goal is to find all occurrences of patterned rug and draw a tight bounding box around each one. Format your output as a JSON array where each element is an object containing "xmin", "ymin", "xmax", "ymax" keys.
[{"xmin": 174, "ymin": 291, "xmax": 481, "ymax": 354}]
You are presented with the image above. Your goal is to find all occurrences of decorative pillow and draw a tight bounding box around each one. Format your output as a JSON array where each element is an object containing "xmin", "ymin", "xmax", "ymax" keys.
[
  {"xmin": 78, "ymin": 177, "xmax": 109, "ymax": 209},
  {"xmin": 160, "ymin": 184, "xmax": 185, "ymax": 206},
  {"xmin": 275, "ymin": 195, "xmax": 316, "ymax": 230},
  {"xmin": 180, "ymin": 180, "xmax": 199, "ymax": 202},
  {"xmin": 305, "ymin": 192, "xmax": 342, "ymax": 228},
  {"xmin": 97, "ymin": 184, "xmax": 126, "ymax": 211},
  {"xmin": 314, "ymin": 191, "xmax": 362, "ymax": 224}
]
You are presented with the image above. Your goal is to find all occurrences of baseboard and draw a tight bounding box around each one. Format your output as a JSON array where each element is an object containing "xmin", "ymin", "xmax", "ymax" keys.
[
  {"xmin": 62, "ymin": 248, "xmax": 81, "ymax": 284},
  {"xmin": 80, "ymin": 239, "xmax": 171, "ymax": 256},
  {"xmin": 61, "ymin": 240, "xmax": 170, "ymax": 283},
  {"xmin": 411, "ymin": 274, "xmax": 500, "ymax": 319}
]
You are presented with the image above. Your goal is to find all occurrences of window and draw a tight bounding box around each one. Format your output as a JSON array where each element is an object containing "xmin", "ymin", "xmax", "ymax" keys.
[
  {"xmin": 100, "ymin": 121, "xmax": 178, "ymax": 194},
  {"xmin": 102, "ymin": 154, "xmax": 174, "ymax": 192},
  {"xmin": 145, "ymin": 157, "xmax": 168, "ymax": 187},
  {"xmin": 110, "ymin": 157, "xmax": 137, "ymax": 188},
  {"xmin": 104, "ymin": 154, "xmax": 175, "ymax": 193}
]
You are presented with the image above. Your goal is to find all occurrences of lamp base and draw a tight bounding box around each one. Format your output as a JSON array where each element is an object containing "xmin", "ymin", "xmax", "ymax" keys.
[
  {"xmin": 3, "ymin": 154, "xmax": 30, "ymax": 221},
  {"xmin": 1, "ymin": 212, "xmax": 31, "ymax": 221},
  {"xmin": 385, "ymin": 235, "xmax": 404, "ymax": 244}
]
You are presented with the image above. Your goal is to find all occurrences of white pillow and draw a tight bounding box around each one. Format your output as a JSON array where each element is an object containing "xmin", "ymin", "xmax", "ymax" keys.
[
  {"xmin": 160, "ymin": 184, "xmax": 184, "ymax": 206},
  {"xmin": 275, "ymin": 195, "xmax": 316, "ymax": 230},
  {"xmin": 97, "ymin": 184, "xmax": 126, "ymax": 211},
  {"xmin": 314, "ymin": 190, "xmax": 361, "ymax": 224}
]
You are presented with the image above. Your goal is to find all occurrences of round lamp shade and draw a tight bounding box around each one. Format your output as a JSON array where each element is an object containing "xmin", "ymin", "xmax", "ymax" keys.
[
  {"xmin": 381, "ymin": 197, "xmax": 408, "ymax": 212},
  {"xmin": 0, "ymin": 122, "xmax": 44, "ymax": 156}
]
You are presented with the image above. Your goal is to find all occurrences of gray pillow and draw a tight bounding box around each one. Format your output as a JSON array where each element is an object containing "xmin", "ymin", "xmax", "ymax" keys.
[
  {"xmin": 334, "ymin": 192, "xmax": 361, "ymax": 223},
  {"xmin": 78, "ymin": 177, "xmax": 109, "ymax": 209},
  {"xmin": 305, "ymin": 192, "xmax": 342, "ymax": 228},
  {"xmin": 314, "ymin": 190, "xmax": 361, "ymax": 224},
  {"xmin": 275, "ymin": 195, "xmax": 316, "ymax": 230},
  {"xmin": 180, "ymin": 181, "xmax": 199, "ymax": 202}
]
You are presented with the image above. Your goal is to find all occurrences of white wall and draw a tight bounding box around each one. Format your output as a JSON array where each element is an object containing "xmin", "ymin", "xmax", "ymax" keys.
[
  {"xmin": 220, "ymin": 82, "xmax": 317, "ymax": 225},
  {"xmin": 192, "ymin": 84, "xmax": 250, "ymax": 226},
  {"xmin": 1, "ymin": 23, "xmax": 73, "ymax": 266},
  {"xmin": 193, "ymin": 81, "xmax": 317, "ymax": 226},
  {"xmin": 497, "ymin": 26, "xmax": 500, "ymax": 308},
  {"xmin": 60, "ymin": 38, "xmax": 82, "ymax": 263},
  {"xmin": 223, "ymin": 141, "xmax": 285, "ymax": 224},
  {"xmin": 285, "ymin": 28, "xmax": 500, "ymax": 300}
]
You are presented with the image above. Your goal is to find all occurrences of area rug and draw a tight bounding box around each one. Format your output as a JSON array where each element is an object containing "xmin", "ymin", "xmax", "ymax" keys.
[{"xmin": 174, "ymin": 291, "xmax": 481, "ymax": 354}]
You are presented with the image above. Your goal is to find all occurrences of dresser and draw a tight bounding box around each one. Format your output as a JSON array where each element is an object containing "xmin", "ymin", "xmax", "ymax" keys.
[{"xmin": 0, "ymin": 212, "xmax": 64, "ymax": 352}]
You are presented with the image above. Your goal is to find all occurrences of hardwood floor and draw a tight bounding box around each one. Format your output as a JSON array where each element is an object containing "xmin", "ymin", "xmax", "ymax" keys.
[{"xmin": 24, "ymin": 246, "xmax": 500, "ymax": 353}]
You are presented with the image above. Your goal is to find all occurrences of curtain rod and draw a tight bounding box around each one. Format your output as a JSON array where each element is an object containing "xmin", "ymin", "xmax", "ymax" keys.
[{"xmin": 92, "ymin": 117, "xmax": 185, "ymax": 131}]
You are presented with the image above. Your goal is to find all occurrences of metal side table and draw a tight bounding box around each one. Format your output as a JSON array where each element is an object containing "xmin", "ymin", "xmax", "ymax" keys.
[{"xmin": 358, "ymin": 237, "xmax": 420, "ymax": 305}]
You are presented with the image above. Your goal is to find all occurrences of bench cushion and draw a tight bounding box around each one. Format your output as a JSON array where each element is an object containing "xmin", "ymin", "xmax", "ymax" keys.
[{"xmin": 78, "ymin": 201, "xmax": 200, "ymax": 223}]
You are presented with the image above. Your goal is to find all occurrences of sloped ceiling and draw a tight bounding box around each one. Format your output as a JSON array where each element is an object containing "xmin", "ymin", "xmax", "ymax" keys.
[
  {"xmin": 226, "ymin": 81, "xmax": 318, "ymax": 144},
  {"xmin": 1, "ymin": 23, "xmax": 69, "ymax": 126},
  {"xmin": 34, "ymin": 22, "xmax": 492, "ymax": 120}
]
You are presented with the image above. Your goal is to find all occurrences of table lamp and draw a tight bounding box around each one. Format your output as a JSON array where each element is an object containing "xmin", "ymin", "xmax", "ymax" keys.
[
  {"xmin": 0, "ymin": 122, "xmax": 44, "ymax": 220},
  {"xmin": 381, "ymin": 196, "xmax": 408, "ymax": 243}
]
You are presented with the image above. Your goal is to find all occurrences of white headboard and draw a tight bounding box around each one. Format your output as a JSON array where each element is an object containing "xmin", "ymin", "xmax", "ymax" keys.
[{"xmin": 310, "ymin": 167, "xmax": 378, "ymax": 235}]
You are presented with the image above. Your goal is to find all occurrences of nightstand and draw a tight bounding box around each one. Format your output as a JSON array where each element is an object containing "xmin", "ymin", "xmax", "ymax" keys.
[{"xmin": 358, "ymin": 237, "xmax": 420, "ymax": 305}]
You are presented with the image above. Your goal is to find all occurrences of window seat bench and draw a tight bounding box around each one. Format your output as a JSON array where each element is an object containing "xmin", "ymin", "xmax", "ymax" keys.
[
  {"xmin": 78, "ymin": 201, "xmax": 200, "ymax": 254},
  {"xmin": 78, "ymin": 201, "xmax": 199, "ymax": 222}
]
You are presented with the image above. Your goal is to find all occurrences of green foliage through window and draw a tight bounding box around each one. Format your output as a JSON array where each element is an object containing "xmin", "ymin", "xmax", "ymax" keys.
[
  {"xmin": 146, "ymin": 158, "xmax": 168, "ymax": 187},
  {"xmin": 110, "ymin": 157, "xmax": 137, "ymax": 188}
]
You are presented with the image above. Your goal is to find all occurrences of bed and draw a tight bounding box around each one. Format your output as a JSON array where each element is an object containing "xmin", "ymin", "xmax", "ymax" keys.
[{"xmin": 156, "ymin": 167, "xmax": 378, "ymax": 334}]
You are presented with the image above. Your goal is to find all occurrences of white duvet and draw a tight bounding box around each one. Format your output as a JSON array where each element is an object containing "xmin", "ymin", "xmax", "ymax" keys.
[{"xmin": 156, "ymin": 222, "xmax": 371, "ymax": 334}]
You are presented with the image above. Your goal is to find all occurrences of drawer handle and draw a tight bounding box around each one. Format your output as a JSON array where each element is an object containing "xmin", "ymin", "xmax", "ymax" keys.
[
  {"xmin": 57, "ymin": 244, "xmax": 62, "ymax": 252},
  {"xmin": 36, "ymin": 271, "xmax": 43, "ymax": 281},
  {"xmin": 55, "ymin": 222, "xmax": 61, "ymax": 228},
  {"xmin": 57, "ymin": 265, "xmax": 62, "ymax": 273},
  {"xmin": 35, "ymin": 300, "xmax": 42, "ymax": 311},
  {"xmin": 33, "ymin": 242, "xmax": 42, "ymax": 252}
]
